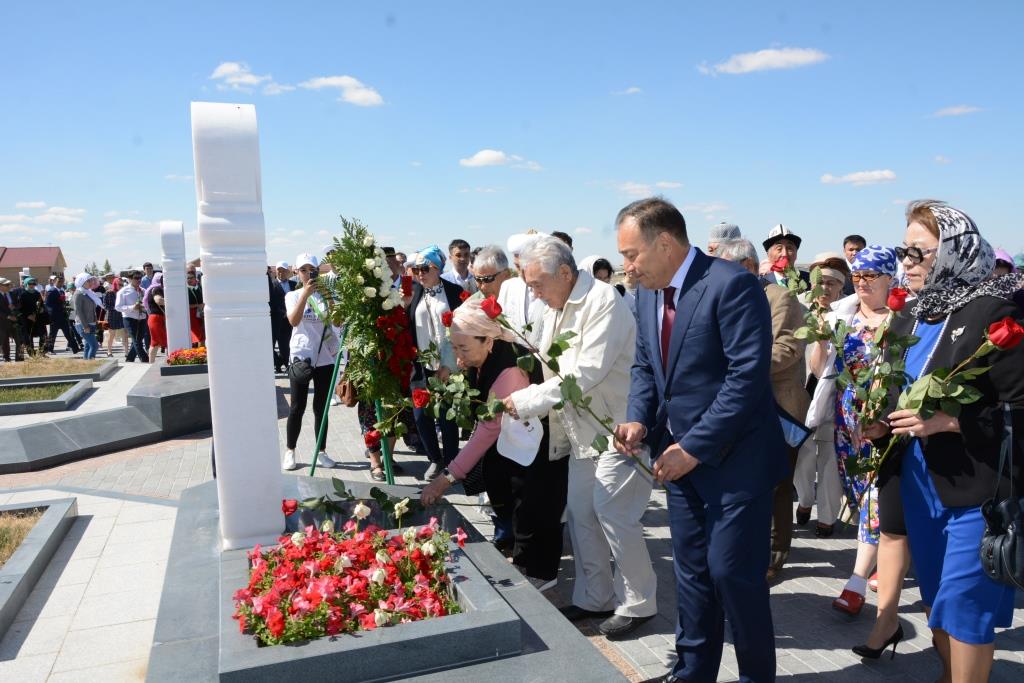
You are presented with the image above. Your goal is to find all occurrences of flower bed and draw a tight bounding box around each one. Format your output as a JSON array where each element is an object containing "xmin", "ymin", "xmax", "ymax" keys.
[
  {"xmin": 234, "ymin": 516, "xmax": 466, "ymax": 647},
  {"xmin": 167, "ymin": 347, "xmax": 208, "ymax": 366}
]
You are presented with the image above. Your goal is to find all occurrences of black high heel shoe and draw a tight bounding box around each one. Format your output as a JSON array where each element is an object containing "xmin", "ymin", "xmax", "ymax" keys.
[{"xmin": 852, "ymin": 624, "xmax": 904, "ymax": 660}]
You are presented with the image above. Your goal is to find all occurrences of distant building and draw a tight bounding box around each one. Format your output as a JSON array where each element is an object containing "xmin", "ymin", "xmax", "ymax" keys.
[{"xmin": 0, "ymin": 246, "xmax": 68, "ymax": 283}]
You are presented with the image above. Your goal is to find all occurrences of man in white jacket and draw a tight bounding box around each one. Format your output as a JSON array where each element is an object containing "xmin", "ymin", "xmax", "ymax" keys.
[
  {"xmin": 497, "ymin": 232, "xmax": 546, "ymax": 349},
  {"xmin": 503, "ymin": 236, "xmax": 656, "ymax": 639}
]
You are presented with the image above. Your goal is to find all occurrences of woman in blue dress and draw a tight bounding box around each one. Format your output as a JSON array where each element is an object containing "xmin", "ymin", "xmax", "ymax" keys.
[{"xmin": 876, "ymin": 200, "xmax": 1024, "ymax": 680}]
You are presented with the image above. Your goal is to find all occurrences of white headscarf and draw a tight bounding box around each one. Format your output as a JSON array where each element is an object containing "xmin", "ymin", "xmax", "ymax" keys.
[{"xmin": 75, "ymin": 272, "xmax": 103, "ymax": 307}]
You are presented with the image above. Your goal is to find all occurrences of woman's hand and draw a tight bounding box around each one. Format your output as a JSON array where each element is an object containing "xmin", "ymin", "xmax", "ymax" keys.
[
  {"xmin": 302, "ymin": 279, "xmax": 317, "ymax": 298},
  {"xmin": 420, "ymin": 476, "xmax": 451, "ymax": 506},
  {"xmin": 887, "ymin": 409, "xmax": 960, "ymax": 438},
  {"xmin": 861, "ymin": 421, "xmax": 890, "ymax": 440}
]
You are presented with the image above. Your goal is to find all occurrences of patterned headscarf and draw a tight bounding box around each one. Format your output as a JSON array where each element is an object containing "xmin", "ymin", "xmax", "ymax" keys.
[
  {"xmin": 414, "ymin": 245, "xmax": 446, "ymax": 271},
  {"xmin": 850, "ymin": 245, "xmax": 897, "ymax": 277},
  {"xmin": 912, "ymin": 203, "xmax": 1024, "ymax": 319}
]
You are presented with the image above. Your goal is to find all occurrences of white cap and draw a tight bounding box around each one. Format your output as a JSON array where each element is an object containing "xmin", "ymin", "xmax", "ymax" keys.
[
  {"xmin": 506, "ymin": 232, "xmax": 545, "ymax": 256},
  {"xmin": 762, "ymin": 224, "xmax": 802, "ymax": 251},
  {"xmin": 294, "ymin": 253, "xmax": 319, "ymax": 269},
  {"xmin": 275, "ymin": 261, "xmax": 290, "ymax": 270}
]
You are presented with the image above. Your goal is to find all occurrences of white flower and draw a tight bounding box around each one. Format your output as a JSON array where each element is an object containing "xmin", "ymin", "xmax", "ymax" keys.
[
  {"xmin": 376, "ymin": 549, "xmax": 391, "ymax": 564},
  {"xmin": 320, "ymin": 519, "xmax": 334, "ymax": 534},
  {"xmin": 373, "ymin": 608, "xmax": 388, "ymax": 626},
  {"xmin": 370, "ymin": 567, "xmax": 387, "ymax": 584},
  {"xmin": 382, "ymin": 299, "xmax": 395, "ymax": 311},
  {"xmin": 393, "ymin": 498, "xmax": 410, "ymax": 518},
  {"xmin": 364, "ymin": 258, "xmax": 376, "ymax": 270},
  {"xmin": 353, "ymin": 502, "xmax": 371, "ymax": 520},
  {"xmin": 388, "ymin": 290, "xmax": 402, "ymax": 305},
  {"xmin": 363, "ymin": 235, "xmax": 375, "ymax": 247},
  {"xmin": 337, "ymin": 554, "xmax": 353, "ymax": 569},
  {"xmin": 363, "ymin": 286, "xmax": 378, "ymax": 298},
  {"xmin": 290, "ymin": 532, "xmax": 305, "ymax": 547},
  {"xmin": 402, "ymin": 527, "xmax": 417, "ymax": 544},
  {"xmin": 421, "ymin": 541, "xmax": 437, "ymax": 556},
  {"xmin": 373, "ymin": 266, "xmax": 384, "ymax": 278},
  {"xmin": 355, "ymin": 275, "xmax": 364, "ymax": 285}
]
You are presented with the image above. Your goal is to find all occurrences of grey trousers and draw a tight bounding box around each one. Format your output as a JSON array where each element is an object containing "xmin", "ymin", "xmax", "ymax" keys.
[
  {"xmin": 793, "ymin": 435, "xmax": 843, "ymax": 525},
  {"xmin": 566, "ymin": 452, "xmax": 657, "ymax": 617}
]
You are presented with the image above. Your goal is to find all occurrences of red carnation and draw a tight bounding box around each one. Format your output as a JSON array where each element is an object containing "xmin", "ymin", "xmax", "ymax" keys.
[
  {"xmin": 364, "ymin": 429, "xmax": 382, "ymax": 450},
  {"xmin": 987, "ymin": 316, "xmax": 1024, "ymax": 350},
  {"xmin": 480, "ymin": 296, "xmax": 502, "ymax": 319},
  {"xmin": 441, "ymin": 310, "xmax": 454, "ymax": 327},
  {"xmin": 459, "ymin": 290, "xmax": 470, "ymax": 301},
  {"xmin": 770, "ymin": 256, "xmax": 789, "ymax": 273},
  {"xmin": 886, "ymin": 287, "xmax": 909, "ymax": 312},
  {"xmin": 282, "ymin": 499, "xmax": 298, "ymax": 516},
  {"xmin": 454, "ymin": 527, "xmax": 468, "ymax": 548},
  {"xmin": 412, "ymin": 388, "xmax": 431, "ymax": 409}
]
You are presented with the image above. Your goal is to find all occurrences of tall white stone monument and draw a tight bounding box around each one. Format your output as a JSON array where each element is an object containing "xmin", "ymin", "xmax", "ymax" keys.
[
  {"xmin": 191, "ymin": 102, "xmax": 282, "ymax": 550},
  {"xmin": 159, "ymin": 220, "xmax": 191, "ymax": 354}
]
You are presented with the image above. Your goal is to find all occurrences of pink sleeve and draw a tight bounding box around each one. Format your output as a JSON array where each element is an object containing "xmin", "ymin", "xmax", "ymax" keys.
[{"xmin": 447, "ymin": 367, "xmax": 531, "ymax": 480}]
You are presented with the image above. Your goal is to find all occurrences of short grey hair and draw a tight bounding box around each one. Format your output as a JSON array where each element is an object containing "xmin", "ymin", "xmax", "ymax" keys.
[
  {"xmin": 473, "ymin": 245, "xmax": 508, "ymax": 272},
  {"xmin": 716, "ymin": 239, "xmax": 758, "ymax": 264},
  {"xmin": 518, "ymin": 236, "xmax": 577, "ymax": 275}
]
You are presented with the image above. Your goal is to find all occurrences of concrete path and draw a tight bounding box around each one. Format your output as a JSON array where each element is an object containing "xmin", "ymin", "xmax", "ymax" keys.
[{"xmin": 2, "ymin": 378, "xmax": 1022, "ymax": 682}]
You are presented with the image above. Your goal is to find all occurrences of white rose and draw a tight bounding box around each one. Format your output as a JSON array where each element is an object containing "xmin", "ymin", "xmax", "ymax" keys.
[
  {"xmin": 373, "ymin": 266, "xmax": 384, "ymax": 278},
  {"xmin": 291, "ymin": 532, "xmax": 305, "ymax": 547},
  {"xmin": 364, "ymin": 258, "xmax": 376, "ymax": 270},
  {"xmin": 356, "ymin": 275, "xmax": 364, "ymax": 285},
  {"xmin": 320, "ymin": 519, "xmax": 334, "ymax": 534},
  {"xmin": 363, "ymin": 286, "xmax": 378, "ymax": 298},
  {"xmin": 373, "ymin": 608, "xmax": 388, "ymax": 626},
  {"xmin": 353, "ymin": 502, "xmax": 371, "ymax": 520},
  {"xmin": 370, "ymin": 567, "xmax": 387, "ymax": 584},
  {"xmin": 393, "ymin": 498, "xmax": 410, "ymax": 518},
  {"xmin": 382, "ymin": 299, "xmax": 395, "ymax": 311},
  {"xmin": 388, "ymin": 290, "xmax": 402, "ymax": 305},
  {"xmin": 376, "ymin": 549, "xmax": 391, "ymax": 564},
  {"xmin": 421, "ymin": 541, "xmax": 437, "ymax": 557},
  {"xmin": 363, "ymin": 235, "xmax": 375, "ymax": 247}
]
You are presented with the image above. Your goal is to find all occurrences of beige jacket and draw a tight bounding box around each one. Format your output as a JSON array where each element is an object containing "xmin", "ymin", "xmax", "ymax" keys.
[
  {"xmin": 509, "ymin": 270, "xmax": 636, "ymax": 459},
  {"xmin": 764, "ymin": 283, "xmax": 810, "ymax": 421}
]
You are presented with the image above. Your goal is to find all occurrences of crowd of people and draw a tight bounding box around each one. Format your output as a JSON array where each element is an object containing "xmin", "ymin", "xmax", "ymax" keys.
[{"xmin": 274, "ymin": 198, "xmax": 1022, "ymax": 683}]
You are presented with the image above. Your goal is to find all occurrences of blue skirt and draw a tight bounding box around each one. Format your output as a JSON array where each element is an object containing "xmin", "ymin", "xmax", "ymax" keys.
[{"xmin": 901, "ymin": 441, "xmax": 1015, "ymax": 644}]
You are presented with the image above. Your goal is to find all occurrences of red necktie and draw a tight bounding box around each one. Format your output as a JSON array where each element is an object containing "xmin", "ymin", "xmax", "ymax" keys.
[{"xmin": 661, "ymin": 286, "xmax": 676, "ymax": 368}]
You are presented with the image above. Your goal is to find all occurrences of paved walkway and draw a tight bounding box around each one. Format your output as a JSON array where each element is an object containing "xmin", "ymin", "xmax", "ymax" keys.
[{"xmin": 2, "ymin": 378, "xmax": 1023, "ymax": 681}]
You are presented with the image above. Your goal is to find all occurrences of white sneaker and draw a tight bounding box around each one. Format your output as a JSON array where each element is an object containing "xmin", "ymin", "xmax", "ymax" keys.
[
  {"xmin": 330, "ymin": 395, "xmax": 341, "ymax": 407},
  {"xmin": 526, "ymin": 575, "xmax": 557, "ymax": 592},
  {"xmin": 316, "ymin": 451, "xmax": 338, "ymax": 469},
  {"xmin": 282, "ymin": 449, "xmax": 298, "ymax": 471}
]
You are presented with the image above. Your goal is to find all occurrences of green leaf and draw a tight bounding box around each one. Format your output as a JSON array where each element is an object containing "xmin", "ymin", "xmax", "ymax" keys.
[
  {"xmin": 332, "ymin": 478, "xmax": 350, "ymax": 498},
  {"xmin": 516, "ymin": 355, "xmax": 535, "ymax": 372},
  {"xmin": 794, "ymin": 327, "xmax": 810, "ymax": 340},
  {"xmin": 552, "ymin": 330, "xmax": 578, "ymax": 346},
  {"xmin": 956, "ymin": 367, "xmax": 990, "ymax": 380},
  {"xmin": 394, "ymin": 422, "xmax": 407, "ymax": 438},
  {"xmin": 446, "ymin": 407, "xmax": 457, "ymax": 421},
  {"xmin": 591, "ymin": 434, "xmax": 609, "ymax": 453},
  {"xmin": 547, "ymin": 343, "xmax": 564, "ymax": 359},
  {"xmin": 939, "ymin": 398, "xmax": 962, "ymax": 417},
  {"xmin": 369, "ymin": 487, "xmax": 390, "ymax": 509},
  {"xmin": 546, "ymin": 358, "xmax": 560, "ymax": 373}
]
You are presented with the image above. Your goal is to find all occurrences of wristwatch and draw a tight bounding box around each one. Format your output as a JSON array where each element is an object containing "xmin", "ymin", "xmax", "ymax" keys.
[{"xmin": 440, "ymin": 468, "xmax": 457, "ymax": 484}]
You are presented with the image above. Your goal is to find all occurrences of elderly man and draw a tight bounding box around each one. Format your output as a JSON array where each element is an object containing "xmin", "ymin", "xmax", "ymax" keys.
[
  {"xmin": 707, "ymin": 222, "xmax": 741, "ymax": 256},
  {"xmin": 471, "ymin": 245, "xmax": 512, "ymax": 299},
  {"xmin": 718, "ymin": 239, "xmax": 810, "ymax": 581},
  {"xmin": 497, "ymin": 232, "xmax": 546, "ymax": 348},
  {"xmin": 503, "ymin": 236, "xmax": 656, "ymax": 640},
  {"xmin": 761, "ymin": 223, "xmax": 810, "ymax": 289},
  {"xmin": 615, "ymin": 198, "xmax": 785, "ymax": 683},
  {"xmin": 0, "ymin": 278, "xmax": 24, "ymax": 361}
]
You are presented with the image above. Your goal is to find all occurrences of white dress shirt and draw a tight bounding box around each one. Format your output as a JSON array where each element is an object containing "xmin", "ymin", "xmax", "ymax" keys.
[{"xmin": 115, "ymin": 286, "xmax": 148, "ymax": 320}]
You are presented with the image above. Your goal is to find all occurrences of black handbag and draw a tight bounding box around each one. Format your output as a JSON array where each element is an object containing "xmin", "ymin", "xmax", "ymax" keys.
[
  {"xmin": 288, "ymin": 326, "xmax": 328, "ymax": 383},
  {"xmin": 979, "ymin": 404, "xmax": 1024, "ymax": 590}
]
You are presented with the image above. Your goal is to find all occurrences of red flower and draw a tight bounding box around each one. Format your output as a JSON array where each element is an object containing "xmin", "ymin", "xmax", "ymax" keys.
[
  {"xmin": 459, "ymin": 290, "xmax": 470, "ymax": 301},
  {"xmin": 454, "ymin": 527, "xmax": 468, "ymax": 548},
  {"xmin": 480, "ymin": 296, "xmax": 502, "ymax": 320},
  {"xmin": 266, "ymin": 608, "xmax": 285, "ymax": 638},
  {"xmin": 987, "ymin": 316, "xmax": 1024, "ymax": 350},
  {"xmin": 281, "ymin": 499, "xmax": 298, "ymax": 516},
  {"xmin": 770, "ymin": 256, "xmax": 789, "ymax": 273},
  {"xmin": 886, "ymin": 287, "xmax": 909, "ymax": 312},
  {"xmin": 364, "ymin": 429, "xmax": 382, "ymax": 450},
  {"xmin": 412, "ymin": 388, "xmax": 431, "ymax": 409},
  {"xmin": 441, "ymin": 311, "xmax": 454, "ymax": 328}
]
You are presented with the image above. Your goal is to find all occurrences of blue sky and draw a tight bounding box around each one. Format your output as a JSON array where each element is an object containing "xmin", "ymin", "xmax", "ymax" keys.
[{"xmin": 2, "ymin": 1, "xmax": 1021, "ymax": 273}]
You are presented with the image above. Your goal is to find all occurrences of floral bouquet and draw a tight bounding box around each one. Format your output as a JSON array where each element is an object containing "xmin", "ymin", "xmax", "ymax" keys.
[{"xmin": 166, "ymin": 347, "xmax": 207, "ymax": 366}]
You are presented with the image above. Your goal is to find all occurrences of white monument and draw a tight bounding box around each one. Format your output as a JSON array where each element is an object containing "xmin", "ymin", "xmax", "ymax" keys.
[
  {"xmin": 191, "ymin": 101, "xmax": 283, "ymax": 550},
  {"xmin": 159, "ymin": 220, "xmax": 191, "ymax": 354}
]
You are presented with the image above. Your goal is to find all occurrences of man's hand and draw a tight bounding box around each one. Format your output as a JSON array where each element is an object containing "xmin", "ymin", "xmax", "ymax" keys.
[
  {"xmin": 613, "ymin": 422, "xmax": 647, "ymax": 457},
  {"xmin": 887, "ymin": 409, "xmax": 959, "ymax": 438},
  {"xmin": 502, "ymin": 398, "xmax": 519, "ymax": 419},
  {"xmin": 653, "ymin": 443, "xmax": 699, "ymax": 483},
  {"xmin": 420, "ymin": 476, "xmax": 451, "ymax": 506},
  {"xmin": 436, "ymin": 366, "xmax": 451, "ymax": 383}
]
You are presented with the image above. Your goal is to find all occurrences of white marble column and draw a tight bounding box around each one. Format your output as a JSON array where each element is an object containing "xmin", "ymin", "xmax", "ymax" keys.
[
  {"xmin": 190, "ymin": 101, "xmax": 282, "ymax": 550},
  {"xmin": 159, "ymin": 220, "xmax": 191, "ymax": 354}
]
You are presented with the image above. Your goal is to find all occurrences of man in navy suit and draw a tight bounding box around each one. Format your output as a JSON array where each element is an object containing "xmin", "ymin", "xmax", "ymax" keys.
[{"xmin": 614, "ymin": 198, "xmax": 787, "ymax": 683}]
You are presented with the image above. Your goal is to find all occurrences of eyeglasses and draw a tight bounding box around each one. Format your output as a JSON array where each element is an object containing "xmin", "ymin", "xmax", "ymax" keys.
[
  {"xmin": 895, "ymin": 246, "xmax": 938, "ymax": 265},
  {"xmin": 850, "ymin": 272, "xmax": 884, "ymax": 283},
  {"xmin": 410, "ymin": 266, "xmax": 431, "ymax": 274},
  {"xmin": 473, "ymin": 273, "xmax": 500, "ymax": 284}
]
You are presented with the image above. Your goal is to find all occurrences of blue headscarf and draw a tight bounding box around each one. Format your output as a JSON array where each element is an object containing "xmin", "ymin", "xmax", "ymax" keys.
[
  {"xmin": 415, "ymin": 245, "xmax": 446, "ymax": 271},
  {"xmin": 850, "ymin": 245, "xmax": 897, "ymax": 277}
]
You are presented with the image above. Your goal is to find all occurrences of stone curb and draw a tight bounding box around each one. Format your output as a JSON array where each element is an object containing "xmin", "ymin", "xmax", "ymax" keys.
[
  {"xmin": 0, "ymin": 358, "xmax": 119, "ymax": 386},
  {"xmin": 0, "ymin": 379, "xmax": 92, "ymax": 415}
]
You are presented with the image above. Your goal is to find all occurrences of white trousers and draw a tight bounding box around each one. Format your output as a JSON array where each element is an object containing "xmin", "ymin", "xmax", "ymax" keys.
[
  {"xmin": 793, "ymin": 437, "xmax": 843, "ymax": 525},
  {"xmin": 566, "ymin": 453, "xmax": 657, "ymax": 617}
]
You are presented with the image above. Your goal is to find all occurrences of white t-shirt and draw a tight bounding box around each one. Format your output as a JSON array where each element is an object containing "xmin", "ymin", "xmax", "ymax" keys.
[{"xmin": 284, "ymin": 290, "xmax": 340, "ymax": 367}]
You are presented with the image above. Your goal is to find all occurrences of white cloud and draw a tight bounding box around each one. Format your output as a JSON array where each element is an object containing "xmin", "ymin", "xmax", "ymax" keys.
[
  {"xmin": 316, "ymin": 230, "xmax": 331, "ymax": 238},
  {"xmin": 268, "ymin": 237, "xmax": 291, "ymax": 246},
  {"xmin": 0, "ymin": 214, "xmax": 33, "ymax": 223},
  {"xmin": 164, "ymin": 174, "xmax": 193, "ymax": 181},
  {"xmin": 458, "ymin": 149, "xmax": 541, "ymax": 171},
  {"xmin": 655, "ymin": 181, "xmax": 683, "ymax": 189},
  {"xmin": 574, "ymin": 227, "xmax": 593, "ymax": 234},
  {"xmin": 263, "ymin": 83, "xmax": 296, "ymax": 95},
  {"xmin": 458, "ymin": 187, "xmax": 499, "ymax": 194},
  {"xmin": 617, "ymin": 181, "xmax": 652, "ymax": 197},
  {"xmin": 682, "ymin": 202, "xmax": 730, "ymax": 216},
  {"xmin": 612, "ymin": 86, "xmax": 642, "ymax": 95},
  {"xmin": 209, "ymin": 61, "xmax": 272, "ymax": 91},
  {"xmin": 288, "ymin": 229, "xmax": 305, "ymax": 237},
  {"xmin": 0, "ymin": 223, "xmax": 49, "ymax": 235},
  {"xmin": 299, "ymin": 75, "xmax": 384, "ymax": 106},
  {"xmin": 934, "ymin": 155, "xmax": 951, "ymax": 165},
  {"xmin": 103, "ymin": 218, "xmax": 154, "ymax": 235},
  {"xmin": 55, "ymin": 231, "xmax": 89, "ymax": 240},
  {"xmin": 820, "ymin": 169, "xmax": 896, "ymax": 186},
  {"xmin": 931, "ymin": 105, "xmax": 982, "ymax": 118},
  {"xmin": 699, "ymin": 47, "xmax": 829, "ymax": 76},
  {"xmin": 1, "ymin": 206, "xmax": 86, "ymax": 225},
  {"xmin": 513, "ymin": 159, "xmax": 543, "ymax": 172},
  {"xmin": 103, "ymin": 210, "xmax": 140, "ymax": 218},
  {"xmin": 15, "ymin": 201, "xmax": 46, "ymax": 209}
]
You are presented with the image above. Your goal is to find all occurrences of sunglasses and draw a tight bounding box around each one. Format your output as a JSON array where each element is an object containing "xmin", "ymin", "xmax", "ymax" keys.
[
  {"xmin": 410, "ymin": 266, "xmax": 432, "ymax": 274},
  {"xmin": 850, "ymin": 272, "xmax": 885, "ymax": 283},
  {"xmin": 473, "ymin": 273, "xmax": 500, "ymax": 284},
  {"xmin": 895, "ymin": 246, "xmax": 938, "ymax": 265}
]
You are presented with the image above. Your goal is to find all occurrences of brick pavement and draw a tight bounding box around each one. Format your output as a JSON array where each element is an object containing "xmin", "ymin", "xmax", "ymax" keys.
[{"xmin": 2, "ymin": 376, "xmax": 1023, "ymax": 681}]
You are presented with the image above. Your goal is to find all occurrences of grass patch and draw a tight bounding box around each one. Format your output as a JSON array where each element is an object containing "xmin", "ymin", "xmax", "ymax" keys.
[
  {"xmin": 0, "ymin": 382, "xmax": 75, "ymax": 403},
  {"xmin": 0, "ymin": 508, "xmax": 44, "ymax": 568},
  {"xmin": 0, "ymin": 356, "xmax": 104, "ymax": 380}
]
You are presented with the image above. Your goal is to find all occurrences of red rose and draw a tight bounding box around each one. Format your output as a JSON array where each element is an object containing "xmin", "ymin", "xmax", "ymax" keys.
[
  {"xmin": 886, "ymin": 287, "xmax": 909, "ymax": 312},
  {"xmin": 987, "ymin": 316, "xmax": 1024, "ymax": 350},
  {"xmin": 441, "ymin": 310, "xmax": 454, "ymax": 327},
  {"xmin": 480, "ymin": 296, "xmax": 502, "ymax": 320},
  {"xmin": 459, "ymin": 290, "xmax": 470, "ymax": 301},
  {"xmin": 281, "ymin": 499, "xmax": 298, "ymax": 516},
  {"xmin": 770, "ymin": 256, "xmax": 789, "ymax": 273},
  {"xmin": 364, "ymin": 429, "xmax": 382, "ymax": 450},
  {"xmin": 412, "ymin": 388, "xmax": 431, "ymax": 408}
]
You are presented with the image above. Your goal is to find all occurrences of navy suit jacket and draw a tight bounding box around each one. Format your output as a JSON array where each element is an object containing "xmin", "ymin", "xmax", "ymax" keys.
[{"xmin": 627, "ymin": 248, "xmax": 788, "ymax": 505}]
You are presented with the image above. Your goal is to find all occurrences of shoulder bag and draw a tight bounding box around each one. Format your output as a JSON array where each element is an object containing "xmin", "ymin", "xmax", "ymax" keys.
[
  {"xmin": 979, "ymin": 403, "xmax": 1024, "ymax": 590},
  {"xmin": 288, "ymin": 296, "xmax": 331, "ymax": 383}
]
